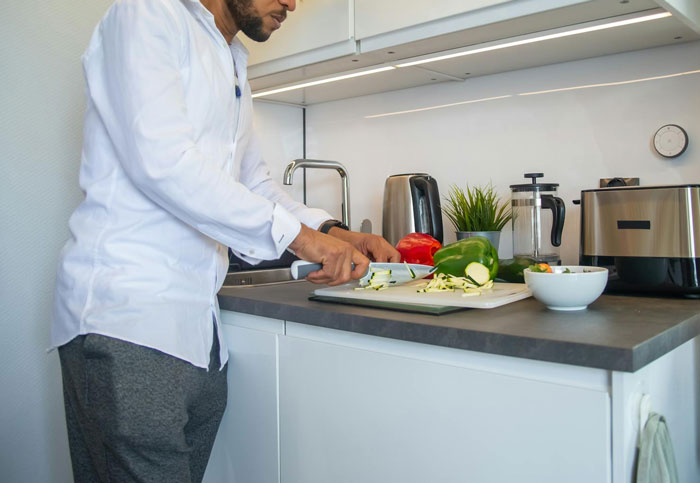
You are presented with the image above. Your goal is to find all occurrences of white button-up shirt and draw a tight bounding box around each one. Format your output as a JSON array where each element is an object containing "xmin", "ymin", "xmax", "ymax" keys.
[{"xmin": 52, "ymin": 0, "xmax": 331, "ymax": 369}]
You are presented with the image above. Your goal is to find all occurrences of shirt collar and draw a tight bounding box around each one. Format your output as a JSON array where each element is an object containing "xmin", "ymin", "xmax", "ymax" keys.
[
  {"xmin": 180, "ymin": 0, "xmax": 250, "ymax": 85},
  {"xmin": 229, "ymin": 37, "xmax": 249, "ymax": 60},
  {"xmin": 180, "ymin": 0, "xmax": 250, "ymax": 55}
]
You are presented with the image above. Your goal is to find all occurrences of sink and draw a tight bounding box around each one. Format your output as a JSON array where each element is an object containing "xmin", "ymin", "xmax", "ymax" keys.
[{"xmin": 222, "ymin": 268, "xmax": 304, "ymax": 287}]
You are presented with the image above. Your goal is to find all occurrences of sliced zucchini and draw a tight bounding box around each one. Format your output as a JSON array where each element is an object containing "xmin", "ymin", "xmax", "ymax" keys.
[
  {"xmin": 360, "ymin": 269, "xmax": 391, "ymax": 288},
  {"xmin": 465, "ymin": 262, "xmax": 491, "ymax": 287},
  {"xmin": 404, "ymin": 262, "xmax": 416, "ymax": 279}
]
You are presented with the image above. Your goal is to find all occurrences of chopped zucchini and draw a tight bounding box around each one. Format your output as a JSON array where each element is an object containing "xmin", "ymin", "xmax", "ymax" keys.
[
  {"xmin": 465, "ymin": 262, "xmax": 491, "ymax": 286},
  {"xmin": 404, "ymin": 261, "xmax": 417, "ymax": 279}
]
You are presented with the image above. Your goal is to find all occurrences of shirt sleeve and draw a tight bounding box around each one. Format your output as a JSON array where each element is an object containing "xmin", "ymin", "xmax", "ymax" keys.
[
  {"xmin": 239, "ymin": 133, "xmax": 334, "ymax": 231},
  {"xmin": 83, "ymin": 0, "xmax": 300, "ymax": 261}
]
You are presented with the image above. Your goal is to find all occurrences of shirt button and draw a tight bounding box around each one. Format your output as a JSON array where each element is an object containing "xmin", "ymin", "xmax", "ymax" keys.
[{"xmin": 249, "ymin": 249, "xmax": 255, "ymax": 255}]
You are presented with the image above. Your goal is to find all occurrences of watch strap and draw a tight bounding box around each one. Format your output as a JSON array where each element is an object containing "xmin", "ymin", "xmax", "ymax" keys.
[{"xmin": 319, "ymin": 219, "xmax": 349, "ymax": 234}]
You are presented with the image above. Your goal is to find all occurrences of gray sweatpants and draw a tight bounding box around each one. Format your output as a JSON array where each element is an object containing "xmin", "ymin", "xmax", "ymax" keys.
[{"xmin": 59, "ymin": 330, "xmax": 228, "ymax": 483}]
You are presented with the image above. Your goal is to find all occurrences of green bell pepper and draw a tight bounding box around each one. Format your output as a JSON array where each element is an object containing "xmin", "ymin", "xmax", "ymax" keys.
[{"xmin": 433, "ymin": 236, "xmax": 499, "ymax": 280}]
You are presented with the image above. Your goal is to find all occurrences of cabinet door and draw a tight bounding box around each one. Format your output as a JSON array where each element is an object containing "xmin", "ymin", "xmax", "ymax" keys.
[
  {"xmin": 241, "ymin": 0, "xmax": 355, "ymax": 78},
  {"xmin": 203, "ymin": 315, "xmax": 282, "ymax": 483},
  {"xmin": 354, "ymin": 0, "xmax": 512, "ymax": 40},
  {"xmin": 279, "ymin": 334, "xmax": 610, "ymax": 483}
]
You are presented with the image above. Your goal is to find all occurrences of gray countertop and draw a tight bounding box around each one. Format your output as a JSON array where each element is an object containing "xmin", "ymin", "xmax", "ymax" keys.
[{"xmin": 218, "ymin": 281, "xmax": 700, "ymax": 372}]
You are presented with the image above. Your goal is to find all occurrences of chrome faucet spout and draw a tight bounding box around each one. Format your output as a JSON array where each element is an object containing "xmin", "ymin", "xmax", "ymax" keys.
[{"xmin": 283, "ymin": 159, "xmax": 350, "ymax": 227}]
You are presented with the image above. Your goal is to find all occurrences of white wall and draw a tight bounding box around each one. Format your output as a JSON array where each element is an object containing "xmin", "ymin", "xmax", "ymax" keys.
[
  {"xmin": 252, "ymin": 103, "xmax": 304, "ymax": 199},
  {"xmin": 299, "ymin": 40, "xmax": 700, "ymax": 263},
  {"xmin": 0, "ymin": 2, "xmax": 113, "ymax": 481}
]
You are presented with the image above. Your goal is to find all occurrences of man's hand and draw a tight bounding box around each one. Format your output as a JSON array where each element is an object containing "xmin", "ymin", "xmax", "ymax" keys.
[
  {"xmin": 327, "ymin": 227, "xmax": 401, "ymax": 263},
  {"xmin": 289, "ymin": 224, "xmax": 369, "ymax": 286}
]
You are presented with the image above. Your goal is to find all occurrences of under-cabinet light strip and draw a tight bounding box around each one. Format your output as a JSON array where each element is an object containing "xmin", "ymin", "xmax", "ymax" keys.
[
  {"xmin": 363, "ymin": 69, "xmax": 700, "ymax": 118},
  {"xmin": 364, "ymin": 95, "xmax": 513, "ymax": 118},
  {"xmin": 251, "ymin": 66, "xmax": 396, "ymax": 98},
  {"xmin": 251, "ymin": 11, "xmax": 672, "ymax": 99},
  {"xmin": 518, "ymin": 69, "xmax": 700, "ymax": 96},
  {"xmin": 395, "ymin": 11, "xmax": 672, "ymax": 68}
]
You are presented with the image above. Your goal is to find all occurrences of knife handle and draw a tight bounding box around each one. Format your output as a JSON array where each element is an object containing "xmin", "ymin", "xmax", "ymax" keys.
[
  {"xmin": 291, "ymin": 260, "xmax": 323, "ymax": 279},
  {"xmin": 291, "ymin": 260, "xmax": 357, "ymax": 279}
]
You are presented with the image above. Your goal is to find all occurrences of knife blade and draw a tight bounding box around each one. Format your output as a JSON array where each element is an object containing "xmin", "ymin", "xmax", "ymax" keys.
[{"xmin": 291, "ymin": 260, "xmax": 437, "ymax": 286}]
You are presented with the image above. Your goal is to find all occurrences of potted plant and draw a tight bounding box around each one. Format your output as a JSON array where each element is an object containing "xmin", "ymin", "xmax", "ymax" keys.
[{"xmin": 442, "ymin": 184, "xmax": 513, "ymax": 250}]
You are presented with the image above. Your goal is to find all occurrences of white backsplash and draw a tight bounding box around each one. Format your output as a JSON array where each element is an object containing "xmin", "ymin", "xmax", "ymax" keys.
[
  {"xmin": 252, "ymin": 102, "xmax": 304, "ymax": 200},
  {"xmin": 256, "ymin": 40, "xmax": 700, "ymax": 263}
]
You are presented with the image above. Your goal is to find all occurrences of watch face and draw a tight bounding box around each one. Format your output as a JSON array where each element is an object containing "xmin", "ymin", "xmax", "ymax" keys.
[{"xmin": 654, "ymin": 124, "xmax": 688, "ymax": 158}]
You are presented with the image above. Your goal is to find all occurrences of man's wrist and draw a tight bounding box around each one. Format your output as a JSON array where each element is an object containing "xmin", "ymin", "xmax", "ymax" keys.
[
  {"xmin": 289, "ymin": 223, "xmax": 311, "ymax": 252},
  {"xmin": 327, "ymin": 225, "xmax": 352, "ymax": 238}
]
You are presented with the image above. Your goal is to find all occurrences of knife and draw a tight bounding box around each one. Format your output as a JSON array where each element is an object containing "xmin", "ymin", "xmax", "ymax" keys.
[{"xmin": 291, "ymin": 260, "xmax": 437, "ymax": 286}]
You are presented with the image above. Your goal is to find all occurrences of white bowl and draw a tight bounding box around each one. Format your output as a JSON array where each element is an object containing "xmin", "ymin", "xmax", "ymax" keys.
[{"xmin": 524, "ymin": 265, "xmax": 608, "ymax": 311}]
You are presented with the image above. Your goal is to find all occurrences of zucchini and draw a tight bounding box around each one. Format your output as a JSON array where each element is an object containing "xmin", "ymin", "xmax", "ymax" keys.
[
  {"xmin": 496, "ymin": 257, "xmax": 538, "ymax": 283},
  {"xmin": 465, "ymin": 262, "xmax": 490, "ymax": 286},
  {"xmin": 404, "ymin": 262, "xmax": 416, "ymax": 279}
]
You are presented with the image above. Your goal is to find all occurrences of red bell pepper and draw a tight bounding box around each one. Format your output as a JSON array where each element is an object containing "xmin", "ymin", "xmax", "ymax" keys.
[{"xmin": 396, "ymin": 233, "xmax": 442, "ymax": 266}]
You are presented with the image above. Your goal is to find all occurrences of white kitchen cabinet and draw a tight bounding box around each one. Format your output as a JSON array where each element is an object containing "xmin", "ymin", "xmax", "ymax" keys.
[
  {"xmin": 240, "ymin": 0, "xmax": 355, "ymax": 79},
  {"xmin": 353, "ymin": 0, "xmax": 608, "ymax": 54},
  {"xmin": 354, "ymin": 0, "xmax": 512, "ymax": 42},
  {"xmin": 209, "ymin": 309, "xmax": 699, "ymax": 482},
  {"xmin": 249, "ymin": 0, "xmax": 699, "ymax": 104},
  {"xmin": 609, "ymin": 337, "xmax": 700, "ymax": 482},
  {"xmin": 203, "ymin": 313, "xmax": 283, "ymax": 483},
  {"xmin": 656, "ymin": 0, "xmax": 700, "ymax": 30},
  {"xmin": 278, "ymin": 324, "xmax": 610, "ymax": 483}
]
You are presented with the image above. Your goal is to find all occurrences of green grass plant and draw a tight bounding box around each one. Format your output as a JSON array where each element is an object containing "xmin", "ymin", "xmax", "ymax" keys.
[{"xmin": 443, "ymin": 184, "xmax": 513, "ymax": 232}]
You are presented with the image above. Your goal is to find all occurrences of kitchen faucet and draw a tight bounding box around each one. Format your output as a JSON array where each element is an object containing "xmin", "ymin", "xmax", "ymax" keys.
[{"xmin": 283, "ymin": 159, "xmax": 350, "ymax": 228}]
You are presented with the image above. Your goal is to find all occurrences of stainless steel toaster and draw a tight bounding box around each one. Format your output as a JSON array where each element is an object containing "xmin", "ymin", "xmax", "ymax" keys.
[{"xmin": 579, "ymin": 185, "xmax": 700, "ymax": 296}]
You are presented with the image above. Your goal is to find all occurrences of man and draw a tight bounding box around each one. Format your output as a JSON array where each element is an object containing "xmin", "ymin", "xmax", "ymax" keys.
[{"xmin": 52, "ymin": 0, "xmax": 400, "ymax": 481}]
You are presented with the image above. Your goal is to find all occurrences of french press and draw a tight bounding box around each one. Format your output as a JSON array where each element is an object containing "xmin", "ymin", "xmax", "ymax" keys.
[{"xmin": 510, "ymin": 173, "xmax": 565, "ymax": 264}]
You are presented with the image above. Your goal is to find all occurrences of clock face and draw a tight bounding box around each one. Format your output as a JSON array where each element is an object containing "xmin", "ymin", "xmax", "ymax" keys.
[{"xmin": 654, "ymin": 124, "xmax": 688, "ymax": 158}]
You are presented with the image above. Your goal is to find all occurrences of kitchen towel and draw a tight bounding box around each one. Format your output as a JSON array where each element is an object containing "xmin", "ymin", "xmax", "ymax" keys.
[{"xmin": 636, "ymin": 412, "xmax": 679, "ymax": 483}]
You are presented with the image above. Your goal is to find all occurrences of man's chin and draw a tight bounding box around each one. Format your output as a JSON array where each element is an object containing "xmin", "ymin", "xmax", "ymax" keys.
[{"xmin": 243, "ymin": 28, "xmax": 272, "ymax": 42}]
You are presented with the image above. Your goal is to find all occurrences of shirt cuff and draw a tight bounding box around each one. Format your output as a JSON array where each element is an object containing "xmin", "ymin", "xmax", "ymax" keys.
[
  {"xmin": 230, "ymin": 204, "xmax": 301, "ymax": 265},
  {"xmin": 299, "ymin": 208, "xmax": 336, "ymax": 231},
  {"xmin": 271, "ymin": 203, "xmax": 301, "ymax": 255}
]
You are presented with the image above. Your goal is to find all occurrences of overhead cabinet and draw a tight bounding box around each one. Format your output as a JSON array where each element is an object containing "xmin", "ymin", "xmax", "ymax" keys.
[
  {"xmin": 245, "ymin": 0, "xmax": 700, "ymax": 104},
  {"xmin": 240, "ymin": 0, "xmax": 355, "ymax": 79},
  {"xmin": 353, "ymin": 0, "xmax": 588, "ymax": 52},
  {"xmin": 354, "ymin": 0, "xmax": 514, "ymax": 42}
]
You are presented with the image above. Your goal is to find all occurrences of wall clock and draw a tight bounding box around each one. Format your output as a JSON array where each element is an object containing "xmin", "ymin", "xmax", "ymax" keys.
[{"xmin": 653, "ymin": 124, "xmax": 688, "ymax": 158}]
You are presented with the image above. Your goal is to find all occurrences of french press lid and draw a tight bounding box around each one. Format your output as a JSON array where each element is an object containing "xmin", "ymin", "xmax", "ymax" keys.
[{"xmin": 509, "ymin": 173, "xmax": 559, "ymax": 192}]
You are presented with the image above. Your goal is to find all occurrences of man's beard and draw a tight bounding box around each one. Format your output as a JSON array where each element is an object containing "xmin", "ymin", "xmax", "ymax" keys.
[{"xmin": 226, "ymin": 0, "xmax": 269, "ymax": 42}]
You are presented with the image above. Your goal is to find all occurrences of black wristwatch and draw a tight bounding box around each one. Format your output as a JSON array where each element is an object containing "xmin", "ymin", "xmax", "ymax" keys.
[{"xmin": 319, "ymin": 219, "xmax": 349, "ymax": 234}]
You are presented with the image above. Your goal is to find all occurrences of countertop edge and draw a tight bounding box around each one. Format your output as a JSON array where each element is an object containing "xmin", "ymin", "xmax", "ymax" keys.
[
  {"xmin": 217, "ymin": 289, "xmax": 700, "ymax": 372},
  {"xmin": 630, "ymin": 313, "xmax": 700, "ymax": 371}
]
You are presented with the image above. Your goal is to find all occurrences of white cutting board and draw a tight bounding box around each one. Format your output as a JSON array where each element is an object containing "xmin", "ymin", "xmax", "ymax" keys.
[{"xmin": 314, "ymin": 281, "xmax": 531, "ymax": 309}]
